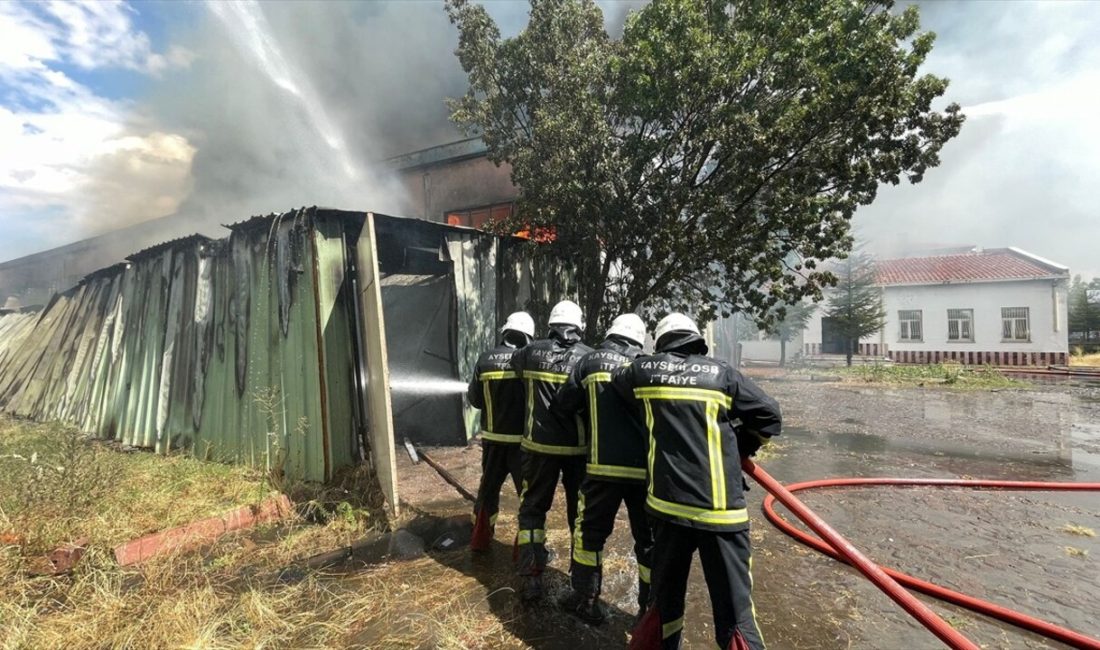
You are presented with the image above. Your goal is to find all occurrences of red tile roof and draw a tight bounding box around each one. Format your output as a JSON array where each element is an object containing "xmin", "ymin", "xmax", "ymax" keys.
[{"xmin": 874, "ymin": 248, "xmax": 1067, "ymax": 286}]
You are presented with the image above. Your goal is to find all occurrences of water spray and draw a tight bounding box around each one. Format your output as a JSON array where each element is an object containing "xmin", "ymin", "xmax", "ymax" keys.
[
  {"xmin": 389, "ymin": 375, "xmax": 468, "ymax": 396},
  {"xmin": 208, "ymin": 0, "xmax": 364, "ymax": 181}
]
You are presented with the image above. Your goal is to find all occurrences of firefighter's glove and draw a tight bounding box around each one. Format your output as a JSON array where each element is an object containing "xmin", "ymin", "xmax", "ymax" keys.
[{"xmin": 736, "ymin": 428, "xmax": 767, "ymax": 458}]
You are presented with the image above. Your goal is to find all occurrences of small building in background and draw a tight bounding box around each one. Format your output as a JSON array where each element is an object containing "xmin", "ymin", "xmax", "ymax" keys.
[{"xmin": 800, "ymin": 247, "xmax": 1070, "ymax": 366}]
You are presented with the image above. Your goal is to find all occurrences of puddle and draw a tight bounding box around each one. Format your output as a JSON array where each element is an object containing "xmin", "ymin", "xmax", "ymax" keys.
[
  {"xmin": 377, "ymin": 383, "xmax": 1100, "ymax": 648},
  {"xmin": 724, "ymin": 381, "xmax": 1100, "ymax": 649}
]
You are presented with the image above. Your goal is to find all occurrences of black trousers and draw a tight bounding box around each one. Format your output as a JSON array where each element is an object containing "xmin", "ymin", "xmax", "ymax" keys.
[
  {"xmin": 572, "ymin": 476, "xmax": 653, "ymax": 608},
  {"xmin": 516, "ymin": 451, "xmax": 586, "ymax": 576},
  {"xmin": 650, "ymin": 520, "xmax": 765, "ymax": 650},
  {"xmin": 472, "ymin": 440, "xmax": 523, "ymax": 527}
]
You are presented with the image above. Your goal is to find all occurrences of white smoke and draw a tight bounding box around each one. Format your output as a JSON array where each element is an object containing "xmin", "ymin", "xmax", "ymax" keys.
[{"xmin": 857, "ymin": 1, "xmax": 1100, "ymax": 279}]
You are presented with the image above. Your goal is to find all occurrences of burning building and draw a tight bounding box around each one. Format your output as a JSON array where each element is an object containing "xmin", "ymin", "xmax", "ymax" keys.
[{"xmin": 0, "ymin": 205, "xmax": 567, "ymax": 515}]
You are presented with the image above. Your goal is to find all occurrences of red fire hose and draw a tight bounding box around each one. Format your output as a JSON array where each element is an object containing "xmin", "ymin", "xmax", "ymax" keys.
[{"xmin": 743, "ymin": 460, "xmax": 1100, "ymax": 649}]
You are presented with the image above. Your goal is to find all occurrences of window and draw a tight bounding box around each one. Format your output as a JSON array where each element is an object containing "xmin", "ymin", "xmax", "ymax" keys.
[
  {"xmin": 444, "ymin": 202, "xmax": 555, "ymax": 242},
  {"xmin": 445, "ymin": 202, "xmax": 514, "ymax": 229},
  {"xmin": 899, "ymin": 310, "xmax": 922, "ymax": 341},
  {"xmin": 947, "ymin": 309, "xmax": 974, "ymax": 342},
  {"xmin": 1001, "ymin": 307, "xmax": 1030, "ymax": 341}
]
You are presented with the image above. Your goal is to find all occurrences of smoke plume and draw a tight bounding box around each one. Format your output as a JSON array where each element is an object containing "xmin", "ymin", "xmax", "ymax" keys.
[{"xmin": 856, "ymin": 1, "xmax": 1100, "ymax": 278}]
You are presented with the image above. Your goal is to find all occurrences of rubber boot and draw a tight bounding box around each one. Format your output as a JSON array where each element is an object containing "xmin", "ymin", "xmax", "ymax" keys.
[
  {"xmin": 559, "ymin": 566, "xmax": 605, "ymax": 625},
  {"xmin": 470, "ymin": 509, "xmax": 492, "ymax": 552},
  {"xmin": 520, "ymin": 574, "xmax": 544, "ymax": 603},
  {"xmin": 627, "ymin": 606, "xmax": 662, "ymax": 650},
  {"xmin": 516, "ymin": 538, "xmax": 544, "ymax": 603}
]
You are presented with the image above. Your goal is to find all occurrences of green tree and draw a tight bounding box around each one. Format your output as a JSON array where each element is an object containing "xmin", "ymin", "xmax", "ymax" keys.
[
  {"xmin": 759, "ymin": 300, "xmax": 815, "ymax": 367},
  {"xmin": 446, "ymin": 0, "xmax": 963, "ymax": 332},
  {"xmin": 1069, "ymin": 275, "xmax": 1100, "ymax": 347},
  {"xmin": 824, "ymin": 249, "xmax": 885, "ymax": 366}
]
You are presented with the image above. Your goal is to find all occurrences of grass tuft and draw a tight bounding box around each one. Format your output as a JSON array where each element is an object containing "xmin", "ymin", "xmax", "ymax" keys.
[
  {"xmin": 0, "ymin": 416, "xmax": 267, "ymax": 554},
  {"xmin": 831, "ymin": 363, "xmax": 1026, "ymax": 390},
  {"xmin": 1069, "ymin": 351, "xmax": 1100, "ymax": 367},
  {"xmin": 1, "ymin": 414, "xmax": 435, "ymax": 650},
  {"xmin": 1061, "ymin": 523, "xmax": 1097, "ymax": 538}
]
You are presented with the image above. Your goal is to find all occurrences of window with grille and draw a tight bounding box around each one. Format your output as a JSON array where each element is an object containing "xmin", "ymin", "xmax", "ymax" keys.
[
  {"xmin": 899, "ymin": 310, "xmax": 922, "ymax": 341},
  {"xmin": 947, "ymin": 309, "xmax": 974, "ymax": 342},
  {"xmin": 1001, "ymin": 307, "xmax": 1030, "ymax": 341}
]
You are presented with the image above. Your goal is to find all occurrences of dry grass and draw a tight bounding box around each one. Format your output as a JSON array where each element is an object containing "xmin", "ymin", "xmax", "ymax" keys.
[
  {"xmin": 1061, "ymin": 523, "xmax": 1097, "ymax": 538},
  {"xmin": 1069, "ymin": 352, "xmax": 1100, "ymax": 367},
  {"xmin": 831, "ymin": 363, "xmax": 1026, "ymax": 390},
  {"xmin": 1, "ymin": 530, "xmax": 519, "ymax": 649},
  {"xmin": 1, "ymin": 415, "xmax": 492, "ymax": 649},
  {"xmin": 0, "ymin": 416, "xmax": 267, "ymax": 553},
  {"xmin": 1065, "ymin": 546, "xmax": 1090, "ymax": 558}
]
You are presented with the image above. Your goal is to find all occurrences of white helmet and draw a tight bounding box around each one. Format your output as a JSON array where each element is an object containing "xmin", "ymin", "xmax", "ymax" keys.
[
  {"xmin": 607, "ymin": 313, "xmax": 646, "ymax": 345},
  {"xmin": 655, "ymin": 312, "xmax": 700, "ymax": 342},
  {"xmin": 548, "ymin": 300, "xmax": 584, "ymax": 330},
  {"xmin": 501, "ymin": 311, "xmax": 535, "ymax": 338}
]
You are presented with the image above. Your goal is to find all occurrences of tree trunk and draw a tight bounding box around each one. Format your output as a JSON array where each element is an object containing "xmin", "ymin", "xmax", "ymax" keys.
[
  {"xmin": 779, "ymin": 338, "xmax": 786, "ymax": 367},
  {"xmin": 581, "ymin": 254, "xmax": 610, "ymax": 342},
  {"xmin": 846, "ymin": 338, "xmax": 854, "ymax": 367}
]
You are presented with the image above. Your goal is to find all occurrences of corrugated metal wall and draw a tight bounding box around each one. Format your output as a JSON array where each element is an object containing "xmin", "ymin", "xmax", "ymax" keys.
[
  {"xmin": 0, "ymin": 208, "xmax": 568, "ymax": 490},
  {"xmin": 0, "ymin": 209, "xmax": 361, "ymax": 482}
]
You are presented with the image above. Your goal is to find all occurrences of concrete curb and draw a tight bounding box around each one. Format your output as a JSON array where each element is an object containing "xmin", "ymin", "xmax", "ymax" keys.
[{"xmin": 113, "ymin": 494, "xmax": 294, "ymax": 566}]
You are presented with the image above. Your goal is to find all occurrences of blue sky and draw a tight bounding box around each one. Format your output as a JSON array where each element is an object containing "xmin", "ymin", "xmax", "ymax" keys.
[
  {"xmin": 1, "ymin": 1, "xmax": 1098, "ymax": 279},
  {"xmin": 0, "ymin": 1, "xmax": 200, "ymax": 257}
]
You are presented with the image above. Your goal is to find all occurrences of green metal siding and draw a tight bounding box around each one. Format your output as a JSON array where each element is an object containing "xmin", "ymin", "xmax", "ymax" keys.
[
  {"xmin": 0, "ymin": 208, "xmax": 570, "ymax": 489},
  {"xmin": 0, "ymin": 210, "xmax": 363, "ymax": 482}
]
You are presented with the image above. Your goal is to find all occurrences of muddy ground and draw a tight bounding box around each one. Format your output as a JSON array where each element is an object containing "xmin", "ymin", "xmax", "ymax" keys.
[{"xmin": 391, "ymin": 377, "xmax": 1100, "ymax": 649}]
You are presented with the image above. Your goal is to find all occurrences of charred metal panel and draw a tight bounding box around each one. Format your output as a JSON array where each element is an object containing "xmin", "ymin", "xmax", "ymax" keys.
[
  {"xmin": 0, "ymin": 209, "xmax": 359, "ymax": 483},
  {"xmin": 0, "ymin": 207, "xmax": 570, "ymax": 495},
  {"xmin": 353, "ymin": 213, "xmax": 399, "ymax": 514},
  {"xmin": 446, "ymin": 234, "xmax": 498, "ymax": 440},
  {"xmin": 380, "ymin": 272, "xmax": 463, "ymax": 446}
]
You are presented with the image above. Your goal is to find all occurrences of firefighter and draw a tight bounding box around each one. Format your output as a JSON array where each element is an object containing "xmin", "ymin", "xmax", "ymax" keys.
[
  {"xmin": 554, "ymin": 312, "xmax": 653, "ymax": 624},
  {"xmin": 511, "ymin": 299, "xmax": 593, "ymax": 602},
  {"xmin": 615, "ymin": 313, "xmax": 782, "ymax": 650},
  {"xmin": 467, "ymin": 311, "xmax": 536, "ymax": 552}
]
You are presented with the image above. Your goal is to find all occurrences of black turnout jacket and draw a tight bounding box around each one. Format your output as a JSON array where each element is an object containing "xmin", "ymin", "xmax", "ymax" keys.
[
  {"xmin": 556, "ymin": 335, "xmax": 647, "ymax": 481},
  {"xmin": 468, "ymin": 341, "xmax": 527, "ymax": 444},
  {"xmin": 510, "ymin": 325, "xmax": 593, "ymax": 456},
  {"xmin": 612, "ymin": 333, "xmax": 782, "ymax": 531}
]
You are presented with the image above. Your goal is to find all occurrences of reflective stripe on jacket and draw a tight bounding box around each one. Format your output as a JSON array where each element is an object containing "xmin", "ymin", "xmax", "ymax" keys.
[
  {"xmin": 556, "ymin": 335, "xmax": 646, "ymax": 481},
  {"xmin": 510, "ymin": 326, "xmax": 593, "ymax": 455},
  {"xmin": 612, "ymin": 338, "xmax": 782, "ymax": 531},
  {"xmin": 467, "ymin": 343, "xmax": 526, "ymax": 443}
]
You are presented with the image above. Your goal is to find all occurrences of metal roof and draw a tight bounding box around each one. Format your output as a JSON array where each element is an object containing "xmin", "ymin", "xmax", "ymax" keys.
[
  {"xmin": 126, "ymin": 234, "xmax": 212, "ymax": 262},
  {"xmin": 875, "ymin": 248, "xmax": 1069, "ymax": 286},
  {"xmin": 382, "ymin": 137, "xmax": 489, "ymax": 171}
]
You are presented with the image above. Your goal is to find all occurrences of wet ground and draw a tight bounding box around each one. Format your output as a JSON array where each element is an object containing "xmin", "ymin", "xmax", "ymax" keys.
[{"xmin": 387, "ymin": 378, "xmax": 1100, "ymax": 649}]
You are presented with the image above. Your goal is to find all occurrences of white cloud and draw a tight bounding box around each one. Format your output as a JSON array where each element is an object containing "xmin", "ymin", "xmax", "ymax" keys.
[{"xmin": 0, "ymin": 1, "xmax": 195, "ymax": 256}]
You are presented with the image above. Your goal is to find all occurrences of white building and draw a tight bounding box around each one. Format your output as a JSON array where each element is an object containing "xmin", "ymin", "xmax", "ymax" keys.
[{"xmin": 800, "ymin": 247, "xmax": 1070, "ymax": 366}]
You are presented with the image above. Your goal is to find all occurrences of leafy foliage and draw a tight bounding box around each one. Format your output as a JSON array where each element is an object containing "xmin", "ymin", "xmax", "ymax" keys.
[
  {"xmin": 446, "ymin": 0, "xmax": 964, "ymax": 332},
  {"xmin": 1068, "ymin": 275, "xmax": 1100, "ymax": 344},
  {"xmin": 759, "ymin": 301, "xmax": 814, "ymax": 343},
  {"xmin": 824, "ymin": 248, "xmax": 885, "ymax": 365}
]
